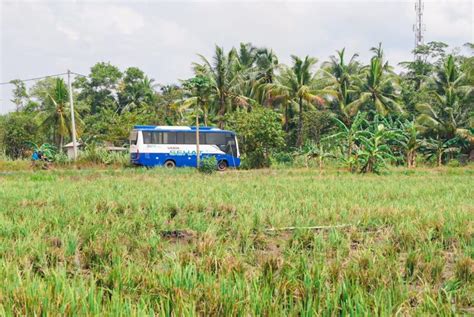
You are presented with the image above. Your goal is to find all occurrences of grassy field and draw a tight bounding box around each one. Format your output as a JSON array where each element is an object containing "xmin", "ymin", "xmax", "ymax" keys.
[{"xmin": 0, "ymin": 166, "xmax": 473, "ymax": 315}]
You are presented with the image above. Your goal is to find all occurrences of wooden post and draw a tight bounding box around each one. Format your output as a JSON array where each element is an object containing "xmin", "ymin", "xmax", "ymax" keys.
[{"xmin": 196, "ymin": 108, "xmax": 200, "ymax": 168}]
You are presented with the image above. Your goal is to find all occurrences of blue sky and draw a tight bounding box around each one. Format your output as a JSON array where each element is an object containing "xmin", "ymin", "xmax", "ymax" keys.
[{"xmin": 0, "ymin": 0, "xmax": 472, "ymax": 113}]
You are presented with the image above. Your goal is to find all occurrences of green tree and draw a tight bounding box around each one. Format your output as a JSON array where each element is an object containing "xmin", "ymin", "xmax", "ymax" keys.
[
  {"xmin": 75, "ymin": 62, "xmax": 122, "ymax": 114},
  {"xmin": 38, "ymin": 78, "xmax": 80, "ymax": 150},
  {"xmin": 416, "ymin": 55, "xmax": 473, "ymax": 141},
  {"xmin": 267, "ymin": 55, "xmax": 322, "ymax": 145},
  {"xmin": 2, "ymin": 112, "xmax": 40, "ymax": 158},
  {"xmin": 226, "ymin": 107, "xmax": 285, "ymax": 168},
  {"xmin": 155, "ymin": 85, "xmax": 187, "ymax": 125},
  {"xmin": 302, "ymin": 110, "xmax": 334, "ymax": 144},
  {"xmin": 400, "ymin": 41, "xmax": 448, "ymax": 90},
  {"xmin": 194, "ymin": 46, "xmax": 248, "ymax": 128},
  {"xmin": 9, "ymin": 79, "xmax": 29, "ymax": 111},
  {"xmin": 118, "ymin": 67, "xmax": 157, "ymax": 113},
  {"xmin": 236, "ymin": 42, "xmax": 257, "ymax": 71},
  {"xmin": 182, "ymin": 75, "xmax": 212, "ymax": 126},
  {"xmin": 255, "ymin": 48, "xmax": 279, "ymax": 85},
  {"xmin": 348, "ymin": 44, "xmax": 403, "ymax": 116},
  {"xmin": 319, "ymin": 48, "xmax": 361, "ymax": 123}
]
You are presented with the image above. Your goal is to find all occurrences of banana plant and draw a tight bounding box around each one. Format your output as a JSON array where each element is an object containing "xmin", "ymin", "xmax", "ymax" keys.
[
  {"xmin": 398, "ymin": 120, "xmax": 422, "ymax": 168},
  {"xmin": 324, "ymin": 111, "xmax": 368, "ymax": 171},
  {"xmin": 297, "ymin": 141, "xmax": 334, "ymax": 172},
  {"xmin": 421, "ymin": 137, "xmax": 461, "ymax": 167},
  {"xmin": 356, "ymin": 124, "xmax": 400, "ymax": 174},
  {"xmin": 26, "ymin": 142, "xmax": 57, "ymax": 161}
]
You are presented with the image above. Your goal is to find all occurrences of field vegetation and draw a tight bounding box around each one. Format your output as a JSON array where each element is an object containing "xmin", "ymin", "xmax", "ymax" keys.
[
  {"xmin": 1, "ymin": 41, "xmax": 472, "ymax": 171},
  {"xmin": 0, "ymin": 38, "xmax": 472, "ymax": 315},
  {"xmin": 0, "ymin": 167, "xmax": 472, "ymax": 315}
]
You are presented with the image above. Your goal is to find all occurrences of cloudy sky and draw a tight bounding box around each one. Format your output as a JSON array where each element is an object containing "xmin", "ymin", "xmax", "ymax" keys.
[{"xmin": 0, "ymin": 0, "xmax": 472, "ymax": 113}]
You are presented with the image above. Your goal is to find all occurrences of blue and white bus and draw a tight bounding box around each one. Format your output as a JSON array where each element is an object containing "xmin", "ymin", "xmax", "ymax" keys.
[{"xmin": 129, "ymin": 126, "xmax": 241, "ymax": 170}]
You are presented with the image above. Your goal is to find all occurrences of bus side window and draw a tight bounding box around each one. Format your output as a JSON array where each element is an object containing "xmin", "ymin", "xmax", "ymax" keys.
[
  {"xmin": 184, "ymin": 132, "xmax": 196, "ymax": 144},
  {"xmin": 175, "ymin": 132, "xmax": 184, "ymax": 144},
  {"xmin": 163, "ymin": 132, "xmax": 177, "ymax": 144},
  {"xmin": 152, "ymin": 132, "xmax": 162, "ymax": 144},
  {"xmin": 206, "ymin": 133, "xmax": 226, "ymax": 145},
  {"xmin": 143, "ymin": 131, "xmax": 152, "ymax": 144}
]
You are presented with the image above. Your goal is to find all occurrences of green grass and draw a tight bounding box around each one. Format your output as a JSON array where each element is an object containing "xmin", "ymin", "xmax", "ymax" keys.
[{"xmin": 0, "ymin": 167, "xmax": 473, "ymax": 315}]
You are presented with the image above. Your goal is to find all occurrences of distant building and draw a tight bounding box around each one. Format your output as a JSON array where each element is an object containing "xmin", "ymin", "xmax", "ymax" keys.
[{"xmin": 64, "ymin": 141, "xmax": 82, "ymax": 159}]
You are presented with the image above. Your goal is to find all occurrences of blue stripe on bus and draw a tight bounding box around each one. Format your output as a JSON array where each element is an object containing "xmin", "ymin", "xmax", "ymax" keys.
[
  {"xmin": 133, "ymin": 126, "xmax": 235, "ymax": 134},
  {"xmin": 131, "ymin": 153, "xmax": 240, "ymax": 168}
]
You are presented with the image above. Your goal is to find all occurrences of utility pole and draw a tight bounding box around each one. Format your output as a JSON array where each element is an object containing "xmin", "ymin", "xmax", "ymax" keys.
[
  {"xmin": 67, "ymin": 70, "xmax": 78, "ymax": 160},
  {"xmin": 413, "ymin": 0, "xmax": 425, "ymax": 60},
  {"xmin": 196, "ymin": 106, "xmax": 200, "ymax": 168}
]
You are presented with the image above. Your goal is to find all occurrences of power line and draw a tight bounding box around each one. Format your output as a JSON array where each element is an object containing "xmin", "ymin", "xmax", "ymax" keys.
[
  {"xmin": 70, "ymin": 71, "xmax": 87, "ymax": 78},
  {"xmin": 0, "ymin": 72, "xmax": 68, "ymax": 85},
  {"xmin": 0, "ymin": 71, "xmax": 87, "ymax": 86}
]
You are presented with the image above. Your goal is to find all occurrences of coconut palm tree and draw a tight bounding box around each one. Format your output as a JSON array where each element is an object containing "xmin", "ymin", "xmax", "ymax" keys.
[
  {"xmin": 416, "ymin": 55, "xmax": 473, "ymax": 141},
  {"xmin": 236, "ymin": 42, "xmax": 257, "ymax": 71},
  {"xmin": 194, "ymin": 45, "xmax": 250, "ymax": 128},
  {"xmin": 266, "ymin": 55, "xmax": 322, "ymax": 145},
  {"xmin": 39, "ymin": 78, "xmax": 80, "ymax": 150},
  {"xmin": 181, "ymin": 75, "xmax": 212, "ymax": 126},
  {"xmin": 319, "ymin": 48, "xmax": 361, "ymax": 123},
  {"xmin": 347, "ymin": 45, "xmax": 404, "ymax": 116},
  {"xmin": 250, "ymin": 48, "xmax": 281, "ymax": 106},
  {"xmin": 119, "ymin": 76, "xmax": 157, "ymax": 113},
  {"xmin": 255, "ymin": 49, "xmax": 279, "ymax": 82}
]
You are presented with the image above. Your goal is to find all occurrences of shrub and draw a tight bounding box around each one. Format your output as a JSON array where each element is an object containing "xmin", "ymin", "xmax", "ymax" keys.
[
  {"xmin": 271, "ymin": 151, "xmax": 294, "ymax": 166},
  {"xmin": 78, "ymin": 144, "xmax": 129, "ymax": 166},
  {"xmin": 226, "ymin": 107, "xmax": 285, "ymax": 169},
  {"xmin": 302, "ymin": 110, "xmax": 334, "ymax": 144},
  {"xmin": 53, "ymin": 152, "xmax": 71, "ymax": 165},
  {"xmin": 199, "ymin": 156, "xmax": 217, "ymax": 174},
  {"xmin": 2, "ymin": 112, "xmax": 40, "ymax": 159},
  {"xmin": 447, "ymin": 159, "xmax": 460, "ymax": 167}
]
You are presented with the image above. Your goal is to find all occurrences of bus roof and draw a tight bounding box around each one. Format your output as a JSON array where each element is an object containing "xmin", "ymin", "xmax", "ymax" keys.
[{"xmin": 133, "ymin": 125, "xmax": 235, "ymax": 134}]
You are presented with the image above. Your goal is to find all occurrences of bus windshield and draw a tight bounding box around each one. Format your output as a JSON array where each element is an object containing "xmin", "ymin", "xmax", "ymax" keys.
[{"xmin": 129, "ymin": 130, "xmax": 138, "ymax": 145}]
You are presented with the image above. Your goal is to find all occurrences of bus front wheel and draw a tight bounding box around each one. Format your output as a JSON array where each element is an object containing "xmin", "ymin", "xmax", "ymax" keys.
[
  {"xmin": 217, "ymin": 160, "xmax": 228, "ymax": 171},
  {"xmin": 164, "ymin": 160, "xmax": 176, "ymax": 169}
]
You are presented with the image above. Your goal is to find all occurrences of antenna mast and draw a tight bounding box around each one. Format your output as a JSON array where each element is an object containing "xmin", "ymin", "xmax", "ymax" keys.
[{"xmin": 413, "ymin": 0, "xmax": 425, "ymax": 60}]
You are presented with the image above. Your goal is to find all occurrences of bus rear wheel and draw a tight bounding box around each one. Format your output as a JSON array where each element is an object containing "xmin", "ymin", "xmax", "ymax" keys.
[
  {"xmin": 217, "ymin": 160, "xmax": 228, "ymax": 171},
  {"xmin": 164, "ymin": 160, "xmax": 176, "ymax": 169}
]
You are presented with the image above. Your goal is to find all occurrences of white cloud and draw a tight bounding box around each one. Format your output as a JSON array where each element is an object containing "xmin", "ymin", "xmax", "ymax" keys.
[
  {"xmin": 80, "ymin": 5, "xmax": 145, "ymax": 35},
  {"xmin": 0, "ymin": 0, "xmax": 472, "ymax": 113},
  {"xmin": 56, "ymin": 24, "xmax": 80, "ymax": 41}
]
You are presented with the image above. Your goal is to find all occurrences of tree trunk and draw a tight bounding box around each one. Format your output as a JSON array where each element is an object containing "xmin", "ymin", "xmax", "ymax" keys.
[
  {"xmin": 284, "ymin": 103, "xmax": 289, "ymax": 133},
  {"xmin": 296, "ymin": 97, "xmax": 303, "ymax": 146},
  {"xmin": 437, "ymin": 152, "xmax": 442, "ymax": 167},
  {"xmin": 319, "ymin": 155, "xmax": 323, "ymax": 175},
  {"xmin": 407, "ymin": 150, "xmax": 416, "ymax": 168},
  {"xmin": 59, "ymin": 135, "xmax": 64, "ymax": 152},
  {"xmin": 347, "ymin": 139, "xmax": 353, "ymax": 172},
  {"xmin": 217, "ymin": 95, "xmax": 226, "ymax": 129}
]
